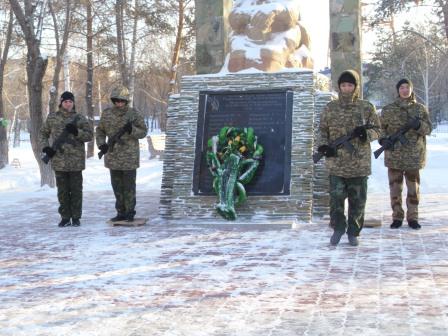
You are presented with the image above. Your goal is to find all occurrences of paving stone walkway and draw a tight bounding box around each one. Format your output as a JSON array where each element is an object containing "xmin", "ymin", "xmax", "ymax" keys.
[{"xmin": 1, "ymin": 191, "xmax": 448, "ymax": 335}]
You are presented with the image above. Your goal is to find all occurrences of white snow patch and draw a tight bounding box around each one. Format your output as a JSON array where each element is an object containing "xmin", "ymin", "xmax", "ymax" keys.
[
  {"xmin": 232, "ymin": 0, "xmax": 299, "ymax": 16},
  {"xmin": 0, "ymin": 135, "xmax": 162, "ymax": 205}
]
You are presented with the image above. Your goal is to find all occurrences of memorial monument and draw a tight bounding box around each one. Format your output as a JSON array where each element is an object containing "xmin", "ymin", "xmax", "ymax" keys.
[
  {"xmin": 160, "ymin": 0, "xmax": 361, "ymax": 224},
  {"xmin": 226, "ymin": 0, "xmax": 313, "ymax": 72}
]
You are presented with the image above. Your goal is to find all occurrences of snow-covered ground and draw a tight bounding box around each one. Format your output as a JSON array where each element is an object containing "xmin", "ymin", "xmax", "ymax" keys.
[
  {"xmin": 0, "ymin": 137, "xmax": 163, "ymax": 206},
  {"xmin": 1, "ymin": 130, "xmax": 448, "ymax": 335}
]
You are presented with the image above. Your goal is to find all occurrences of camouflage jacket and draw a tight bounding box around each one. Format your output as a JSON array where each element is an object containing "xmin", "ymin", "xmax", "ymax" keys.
[
  {"xmin": 96, "ymin": 105, "xmax": 148, "ymax": 170},
  {"xmin": 39, "ymin": 109, "xmax": 93, "ymax": 171},
  {"xmin": 319, "ymin": 71, "xmax": 381, "ymax": 178},
  {"xmin": 380, "ymin": 98, "xmax": 432, "ymax": 170}
]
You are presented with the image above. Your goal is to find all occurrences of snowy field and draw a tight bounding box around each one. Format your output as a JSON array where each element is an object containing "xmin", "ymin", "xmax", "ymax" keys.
[
  {"xmin": 0, "ymin": 137, "xmax": 163, "ymax": 206},
  {"xmin": 1, "ymin": 131, "xmax": 448, "ymax": 335}
]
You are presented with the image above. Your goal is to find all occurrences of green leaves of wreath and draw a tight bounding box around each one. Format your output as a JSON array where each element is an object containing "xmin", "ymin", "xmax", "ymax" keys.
[{"xmin": 206, "ymin": 127, "xmax": 264, "ymax": 220}]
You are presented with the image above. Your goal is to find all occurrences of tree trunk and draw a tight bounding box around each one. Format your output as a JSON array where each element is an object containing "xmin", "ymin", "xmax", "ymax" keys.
[
  {"xmin": 128, "ymin": 0, "xmax": 139, "ymax": 105},
  {"xmin": 159, "ymin": 0, "xmax": 185, "ymax": 132},
  {"xmin": 168, "ymin": 0, "xmax": 184, "ymax": 94},
  {"xmin": 115, "ymin": 0, "xmax": 130, "ymax": 87},
  {"xmin": 27, "ymin": 56, "xmax": 54, "ymax": 187},
  {"xmin": 48, "ymin": 1, "xmax": 71, "ymax": 113},
  {"xmin": 10, "ymin": 0, "xmax": 54, "ymax": 187},
  {"xmin": 0, "ymin": 9, "xmax": 13, "ymax": 168},
  {"xmin": 441, "ymin": 0, "xmax": 448, "ymax": 41},
  {"xmin": 48, "ymin": 2, "xmax": 61, "ymax": 112},
  {"xmin": 13, "ymin": 114, "xmax": 20, "ymax": 148},
  {"xmin": 86, "ymin": 0, "xmax": 95, "ymax": 158}
]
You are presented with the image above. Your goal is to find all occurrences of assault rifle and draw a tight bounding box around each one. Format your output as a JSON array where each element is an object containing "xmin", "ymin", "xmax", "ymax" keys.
[
  {"xmin": 373, "ymin": 116, "xmax": 420, "ymax": 159},
  {"xmin": 42, "ymin": 116, "xmax": 80, "ymax": 164},
  {"xmin": 313, "ymin": 124, "xmax": 374, "ymax": 164},
  {"xmin": 98, "ymin": 122, "xmax": 131, "ymax": 159}
]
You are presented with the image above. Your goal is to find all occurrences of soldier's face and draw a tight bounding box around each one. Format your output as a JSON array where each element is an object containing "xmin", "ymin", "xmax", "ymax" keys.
[
  {"xmin": 62, "ymin": 100, "xmax": 74, "ymax": 111},
  {"xmin": 114, "ymin": 100, "xmax": 126, "ymax": 109},
  {"xmin": 398, "ymin": 84, "xmax": 412, "ymax": 99},
  {"xmin": 339, "ymin": 82, "xmax": 356, "ymax": 94}
]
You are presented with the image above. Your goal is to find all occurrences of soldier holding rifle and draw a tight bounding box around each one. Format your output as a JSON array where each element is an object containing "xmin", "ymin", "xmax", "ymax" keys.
[
  {"xmin": 96, "ymin": 86, "xmax": 148, "ymax": 223},
  {"xmin": 317, "ymin": 70, "xmax": 380, "ymax": 246},
  {"xmin": 39, "ymin": 91, "xmax": 93, "ymax": 227},
  {"xmin": 379, "ymin": 78, "xmax": 432, "ymax": 230}
]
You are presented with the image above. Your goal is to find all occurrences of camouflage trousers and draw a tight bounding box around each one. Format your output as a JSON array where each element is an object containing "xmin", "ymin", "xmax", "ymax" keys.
[
  {"xmin": 55, "ymin": 171, "xmax": 83, "ymax": 220},
  {"xmin": 110, "ymin": 169, "xmax": 136, "ymax": 216},
  {"xmin": 329, "ymin": 175, "xmax": 368, "ymax": 237},
  {"xmin": 388, "ymin": 168, "xmax": 420, "ymax": 221}
]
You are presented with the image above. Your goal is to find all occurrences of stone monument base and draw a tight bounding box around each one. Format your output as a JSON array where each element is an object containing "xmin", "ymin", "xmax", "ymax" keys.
[{"xmin": 160, "ymin": 70, "xmax": 332, "ymax": 224}]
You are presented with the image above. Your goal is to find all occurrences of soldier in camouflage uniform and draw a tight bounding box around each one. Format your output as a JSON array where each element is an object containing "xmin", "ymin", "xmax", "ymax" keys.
[
  {"xmin": 318, "ymin": 70, "xmax": 381, "ymax": 246},
  {"xmin": 39, "ymin": 91, "xmax": 93, "ymax": 227},
  {"xmin": 379, "ymin": 78, "xmax": 432, "ymax": 230},
  {"xmin": 96, "ymin": 86, "xmax": 148, "ymax": 222}
]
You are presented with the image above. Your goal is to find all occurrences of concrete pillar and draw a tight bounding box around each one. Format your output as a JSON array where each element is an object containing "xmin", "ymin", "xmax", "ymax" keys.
[
  {"xmin": 195, "ymin": 0, "xmax": 232, "ymax": 74},
  {"xmin": 329, "ymin": 0, "xmax": 362, "ymax": 91}
]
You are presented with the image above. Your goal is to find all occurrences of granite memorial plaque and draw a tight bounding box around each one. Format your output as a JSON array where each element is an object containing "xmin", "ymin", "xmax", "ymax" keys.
[{"xmin": 193, "ymin": 89, "xmax": 293, "ymax": 195}]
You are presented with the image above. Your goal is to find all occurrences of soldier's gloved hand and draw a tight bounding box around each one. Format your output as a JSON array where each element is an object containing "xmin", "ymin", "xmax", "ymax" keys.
[
  {"xmin": 408, "ymin": 118, "xmax": 421, "ymax": 130},
  {"xmin": 99, "ymin": 143, "xmax": 109, "ymax": 154},
  {"xmin": 318, "ymin": 145, "xmax": 336, "ymax": 158},
  {"xmin": 123, "ymin": 122, "xmax": 132, "ymax": 134},
  {"xmin": 42, "ymin": 146, "xmax": 56, "ymax": 158},
  {"xmin": 65, "ymin": 123, "xmax": 78, "ymax": 136},
  {"xmin": 379, "ymin": 137, "xmax": 393, "ymax": 150},
  {"xmin": 353, "ymin": 126, "xmax": 367, "ymax": 142}
]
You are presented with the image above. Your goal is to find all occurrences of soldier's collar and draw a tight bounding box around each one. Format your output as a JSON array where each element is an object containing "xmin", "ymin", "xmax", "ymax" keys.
[
  {"xmin": 396, "ymin": 97, "xmax": 414, "ymax": 107},
  {"xmin": 59, "ymin": 108, "xmax": 76, "ymax": 116},
  {"xmin": 113, "ymin": 106, "xmax": 128, "ymax": 114},
  {"xmin": 338, "ymin": 92, "xmax": 357, "ymax": 105}
]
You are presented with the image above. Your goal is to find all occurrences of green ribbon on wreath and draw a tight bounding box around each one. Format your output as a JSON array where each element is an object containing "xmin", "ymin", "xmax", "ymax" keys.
[{"xmin": 206, "ymin": 126, "xmax": 264, "ymax": 220}]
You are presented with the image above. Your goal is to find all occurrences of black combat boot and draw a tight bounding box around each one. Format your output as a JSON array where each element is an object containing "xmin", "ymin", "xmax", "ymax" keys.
[
  {"xmin": 125, "ymin": 212, "xmax": 135, "ymax": 222},
  {"xmin": 110, "ymin": 213, "xmax": 126, "ymax": 222},
  {"xmin": 347, "ymin": 234, "xmax": 359, "ymax": 246},
  {"xmin": 58, "ymin": 218, "xmax": 71, "ymax": 227},
  {"xmin": 330, "ymin": 230, "xmax": 344, "ymax": 246},
  {"xmin": 72, "ymin": 218, "xmax": 81, "ymax": 226},
  {"xmin": 390, "ymin": 219, "xmax": 403, "ymax": 229},
  {"xmin": 408, "ymin": 220, "xmax": 421, "ymax": 230}
]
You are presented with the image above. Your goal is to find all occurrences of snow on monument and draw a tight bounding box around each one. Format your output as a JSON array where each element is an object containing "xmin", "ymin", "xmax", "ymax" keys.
[
  {"xmin": 160, "ymin": 0, "xmax": 332, "ymax": 224},
  {"xmin": 225, "ymin": 0, "xmax": 313, "ymax": 72}
]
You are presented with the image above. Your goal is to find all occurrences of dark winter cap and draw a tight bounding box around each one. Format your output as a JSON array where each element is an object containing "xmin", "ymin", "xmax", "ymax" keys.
[
  {"xmin": 60, "ymin": 91, "xmax": 75, "ymax": 103},
  {"xmin": 396, "ymin": 78, "xmax": 413, "ymax": 92},
  {"xmin": 338, "ymin": 72, "xmax": 357, "ymax": 87}
]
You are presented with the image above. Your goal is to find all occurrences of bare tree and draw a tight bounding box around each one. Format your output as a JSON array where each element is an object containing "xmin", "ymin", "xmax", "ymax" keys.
[
  {"xmin": 85, "ymin": 0, "xmax": 94, "ymax": 158},
  {"xmin": 115, "ymin": 0, "xmax": 130, "ymax": 87},
  {"xmin": 48, "ymin": 0, "xmax": 72, "ymax": 113},
  {"xmin": 128, "ymin": 0, "xmax": 139, "ymax": 100},
  {"xmin": 168, "ymin": 0, "xmax": 185, "ymax": 94},
  {"xmin": 365, "ymin": 23, "xmax": 448, "ymax": 122},
  {"xmin": 115, "ymin": 0, "xmax": 140, "ymax": 102},
  {"xmin": 373, "ymin": 0, "xmax": 448, "ymax": 41},
  {"xmin": 0, "ymin": 9, "xmax": 14, "ymax": 169},
  {"xmin": 9, "ymin": 0, "xmax": 54, "ymax": 187},
  {"xmin": 436, "ymin": 0, "xmax": 448, "ymax": 40}
]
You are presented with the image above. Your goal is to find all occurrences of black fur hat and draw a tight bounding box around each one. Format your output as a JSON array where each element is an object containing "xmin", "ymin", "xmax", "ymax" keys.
[
  {"xmin": 396, "ymin": 78, "xmax": 413, "ymax": 93},
  {"xmin": 60, "ymin": 91, "xmax": 75, "ymax": 103},
  {"xmin": 338, "ymin": 72, "xmax": 357, "ymax": 87},
  {"xmin": 59, "ymin": 91, "xmax": 75, "ymax": 109}
]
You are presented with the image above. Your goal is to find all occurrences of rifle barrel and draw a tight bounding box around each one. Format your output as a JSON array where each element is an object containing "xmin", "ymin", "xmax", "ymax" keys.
[
  {"xmin": 312, "ymin": 152, "xmax": 323, "ymax": 164},
  {"xmin": 373, "ymin": 147, "xmax": 384, "ymax": 159},
  {"xmin": 42, "ymin": 154, "xmax": 50, "ymax": 164}
]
